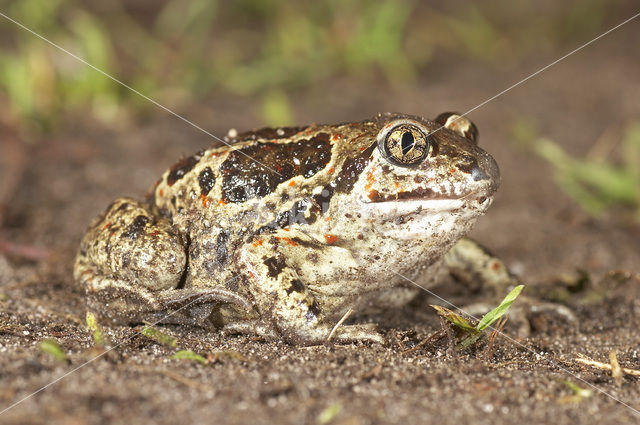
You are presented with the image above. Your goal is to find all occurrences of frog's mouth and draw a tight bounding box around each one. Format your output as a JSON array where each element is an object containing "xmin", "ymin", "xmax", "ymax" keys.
[
  {"xmin": 360, "ymin": 187, "xmax": 494, "ymax": 216},
  {"xmin": 364, "ymin": 185, "xmax": 493, "ymax": 204}
]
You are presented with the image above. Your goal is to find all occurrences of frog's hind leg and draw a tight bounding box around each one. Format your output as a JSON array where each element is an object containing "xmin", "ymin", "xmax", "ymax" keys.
[{"xmin": 74, "ymin": 197, "xmax": 188, "ymax": 324}]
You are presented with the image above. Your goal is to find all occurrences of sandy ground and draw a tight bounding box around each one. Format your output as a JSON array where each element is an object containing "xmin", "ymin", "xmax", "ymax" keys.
[{"xmin": 1, "ymin": 10, "xmax": 640, "ymax": 425}]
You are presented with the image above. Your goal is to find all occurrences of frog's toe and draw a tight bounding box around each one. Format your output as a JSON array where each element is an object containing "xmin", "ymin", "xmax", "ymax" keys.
[
  {"xmin": 328, "ymin": 323, "xmax": 385, "ymax": 345},
  {"xmin": 521, "ymin": 299, "xmax": 577, "ymax": 335}
]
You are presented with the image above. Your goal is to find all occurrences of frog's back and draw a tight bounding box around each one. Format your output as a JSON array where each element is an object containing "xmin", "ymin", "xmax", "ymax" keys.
[{"xmin": 150, "ymin": 120, "xmax": 378, "ymax": 234}]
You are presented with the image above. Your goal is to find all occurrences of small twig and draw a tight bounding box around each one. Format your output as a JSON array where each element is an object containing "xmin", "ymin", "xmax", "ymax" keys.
[
  {"xmin": 0, "ymin": 239, "xmax": 51, "ymax": 261},
  {"xmin": 327, "ymin": 308, "xmax": 353, "ymax": 342},
  {"xmin": 609, "ymin": 350, "xmax": 623, "ymax": 386},
  {"xmin": 484, "ymin": 316, "xmax": 507, "ymax": 361},
  {"xmin": 575, "ymin": 353, "xmax": 640, "ymax": 377}
]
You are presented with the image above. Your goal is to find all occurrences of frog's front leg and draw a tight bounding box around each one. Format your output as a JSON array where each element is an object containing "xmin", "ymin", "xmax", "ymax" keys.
[
  {"xmin": 74, "ymin": 198, "xmax": 188, "ymax": 322},
  {"xmin": 444, "ymin": 237, "xmax": 575, "ymax": 334},
  {"xmin": 237, "ymin": 235, "xmax": 384, "ymax": 345},
  {"xmin": 444, "ymin": 237, "xmax": 518, "ymax": 296}
]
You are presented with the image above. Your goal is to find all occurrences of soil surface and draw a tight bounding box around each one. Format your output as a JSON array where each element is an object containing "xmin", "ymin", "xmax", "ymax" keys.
[{"xmin": 2, "ymin": 9, "xmax": 640, "ymax": 425}]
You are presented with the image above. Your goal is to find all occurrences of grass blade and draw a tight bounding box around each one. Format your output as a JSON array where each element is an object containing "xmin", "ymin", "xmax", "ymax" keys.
[{"xmin": 476, "ymin": 285, "xmax": 524, "ymax": 331}]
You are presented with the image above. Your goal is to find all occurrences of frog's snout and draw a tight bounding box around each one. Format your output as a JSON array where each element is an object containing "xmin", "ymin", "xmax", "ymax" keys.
[{"xmin": 472, "ymin": 151, "xmax": 501, "ymax": 194}]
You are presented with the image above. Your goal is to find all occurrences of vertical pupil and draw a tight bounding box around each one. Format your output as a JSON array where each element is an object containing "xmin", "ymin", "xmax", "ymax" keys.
[{"xmin": 401, "ymin": 131, "xmax": 414, "ymax": 155}]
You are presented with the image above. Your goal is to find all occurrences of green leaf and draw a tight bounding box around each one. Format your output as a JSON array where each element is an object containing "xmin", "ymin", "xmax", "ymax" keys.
[
  {"xmin": 457, "ymin": 332, "xmax": 484, "ymax": 350},
  {"xmin": 40, "ymin": 339, "xmax": 68, "ymax": 362},
  {"xmin": 172, "ymin": 350, "xmax": 208, "ymax": 365},
  {"xmin": 317, "ymin": 402, "xmax": 342, "ymax": 425},
  {"xmin": 85, "ymin": 312, "xmax": 106, "ymax": 346},
  {"xmin": 142, "ymin": 326, "xmax": 177, "ymax": 347},
  {"xmin": 431, "ymin": 305, "xmax": 479, "ymax": 333},
  {"xmin": 563, "ymin": 380, "xmax": 593, "ymax": 399},
  {"xmin": 476, "ymin": 285, "xmax": 524, "ymax": 331}
]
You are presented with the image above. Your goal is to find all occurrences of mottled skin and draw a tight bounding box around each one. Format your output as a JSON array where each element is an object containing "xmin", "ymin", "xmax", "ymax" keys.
[{"xmin": 75, "ymin": 112, "xmax": 513, "ymax": 345}]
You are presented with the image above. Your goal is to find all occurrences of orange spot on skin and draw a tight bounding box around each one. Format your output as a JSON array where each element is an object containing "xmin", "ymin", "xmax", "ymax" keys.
[
  {"xmin": 449, "ymin": 168, "xmax": 456, "ymax": 174},
  {"xmin": 283, "ymin": 237, "xmax": 297, "ymax": 246},
  {"xmin": 103, "ymin": 221, "xmax": 113, "ymax": 231},
  {"xmin": 327, "ymin": 167, "xmax": 335, "ymax": 175},
  {"xmin": 368, "ymin": 190, "xmax": 380, "ymax": 201},
  {"xmin": 324, "ymin": 234, "xmax": 339, "ymax": 244},
  {"xmin": 289, "ymin": 180, "xmax": 296, "ymax": 187},
  {"xmin": 248, "ymin": 271, "xmax": 256, "ymax": 279},
  {"xmin": 150, "ymin": 230, "xmax": 159, "ymax": 237},
  {"xmin": 219, "ymin": 199, "xmax": 228, "ymax": 206},
  {"xmin": 275, "ymin": 236, "xmax": 298, "ymax": 246},
  {"xmin": 252, "ymin": 238, "xmax": 264, "ymax": 247},
  {"xmin": 491, "ymin": 261, "xmax": 502, "ymax": 271},
  {"xmin": 367, "ymin": 169, "xmax": 376, "ymax": 182},
  {"xmin": 283, "ymin": 228, "xmax": 290, "ymax": 231},
  {"xmin": 364, "ymin": 169, "xmax": 377, "ymax": 191},
  {"xmin": 324, "ymin": 216, "xmax": 331, "ymax": 222},
  {"xmin": 394, "ymin": 182, "xmax": 400, "ymax": 189},
  {"xmin": 200, "ymin": 194, "xmax": 212, "ymax": 207},
  {"xmin": 159, "ymin": 189, "xmax": 164, "ymax": 197}
]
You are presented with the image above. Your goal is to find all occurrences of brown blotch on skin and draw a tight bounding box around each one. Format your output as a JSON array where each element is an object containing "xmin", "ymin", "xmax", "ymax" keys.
[
  {"xmin": 167, "ymin": 152, "xmax": 203, "ymax": 186},
  {"xmin": 397, "ymin": 186, "xmax": 436, "ymax": 200},
  {"xmin": 286, "ymin": 279, "xmax": 305, "ymax": 295},
  {"xmin": 368, "ymin": 186, "xmax": 437, "ymax": 203},
  {"xmin": 263, "ymin": 256, "xmax": 287, "ymax": 279},
  {"xmin": 308, "ymin": 184, "xmax": 335, "ymax": 223},
  {"xmin": 335, "ymin": 142, "xmax": 376, "ymax": 193},
  {"xmin": 122, "ymin": 215, "xmax": 150, "ymax": 240},
  {"xmin": 236, "ymin": 126, "xmax": 306, "ymax": 141},
  {"xmin": 306, "ymin": 252, "xmax": 319, "ymax": 264},
  {"xmin": 255, "ymin": 199, "xmax": 311, "ymax": 235},
  {"xmin": 308, "ymin": 300, "xmax": 322, "ymax": 319},
  {"xmin": 198, "ymin": 167, "xmax": 216, "ymax": 195},
  {"xmin": 429, "ymin": 140, "xmax": 440, "ymax": 157},
  {"xmin": 220, "ymin": 133, "xmax": 332, "ymax": 202},
  {"xmin": 214, "ymin": 230, "xmax": 229, "ymax": 268}
]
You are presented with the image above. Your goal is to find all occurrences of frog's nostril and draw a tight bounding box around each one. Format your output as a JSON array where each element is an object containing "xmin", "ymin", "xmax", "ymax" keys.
[
  {"xmin": 470, "ymin": 166, "xmax": 489, "ymax": 181},
  {"xmin": 475, "ymin": 152, "xmax": 501, "ymax": 190}
]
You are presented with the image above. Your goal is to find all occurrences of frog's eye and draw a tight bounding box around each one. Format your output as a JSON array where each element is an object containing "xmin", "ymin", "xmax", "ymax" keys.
[
  {"xmin": 377, "ymin": 122, "xmax": 431, "ymax": 167},
  {"xmin": 434, "ymin": 112, "xmax": 479, "ymax": 144}
]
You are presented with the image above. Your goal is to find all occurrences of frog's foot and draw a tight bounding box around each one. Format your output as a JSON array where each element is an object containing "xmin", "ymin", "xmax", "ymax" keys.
[
  {"xmin": 74, "ymin": 197, "xmax": 188, "ymax": 293},
  {"xmin": 510, "ymin": 296, "xmax": 576, "ymax": 336},
  {"xmin": 444, "ymin": 237, "xmax": 518, "ymax": 296},
  {"xmin": 327, "ymin": 323, "xmax": 385, "ymax": 344},
  {"xmin": 463, "ymin": 296, "xmax": 576, "ymax": 338},
  {"xmin": 82, "ymin": 277, "xmax": 255, "ymax": 329}
]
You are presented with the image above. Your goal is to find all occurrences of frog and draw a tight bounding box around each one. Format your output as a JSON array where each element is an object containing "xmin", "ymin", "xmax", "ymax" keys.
[{"xmin": 74, "ymin": 112, "xmax": 516, "ymax": 345}]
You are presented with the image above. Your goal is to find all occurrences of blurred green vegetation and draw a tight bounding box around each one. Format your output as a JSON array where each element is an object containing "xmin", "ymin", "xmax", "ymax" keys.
[
  {"xmin": 0, "ymin": 0, "xmax": 626, "ymax": 132},
  {"xmin": 514, "ymin": 119, "xmax": 640, "ymax": 225}
]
